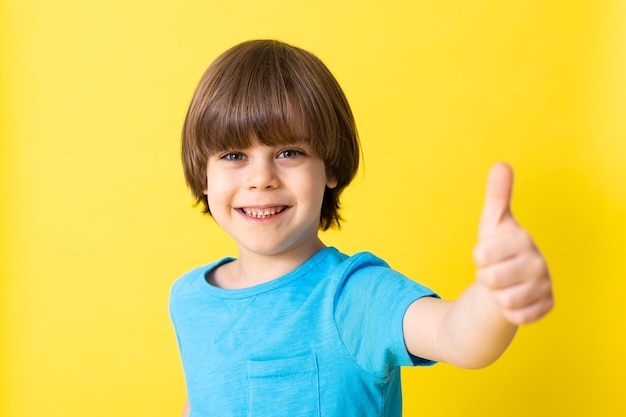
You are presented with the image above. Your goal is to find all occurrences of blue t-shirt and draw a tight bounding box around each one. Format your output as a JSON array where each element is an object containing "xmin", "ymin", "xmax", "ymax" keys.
[{"xmin": 169, "ymin": 247, "xmax": 437, "ymax": 417}]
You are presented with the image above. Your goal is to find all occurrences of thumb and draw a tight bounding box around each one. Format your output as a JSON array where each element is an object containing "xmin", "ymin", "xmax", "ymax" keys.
[{"xmin": 478, "ymin": 163, "xmax": 514, "ymax": 239}]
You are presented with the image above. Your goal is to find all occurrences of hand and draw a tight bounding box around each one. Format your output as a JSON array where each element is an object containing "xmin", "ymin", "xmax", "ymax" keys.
[{"xmin": 473, "ymin": 163, "xmax": 553, "ymax": 325}]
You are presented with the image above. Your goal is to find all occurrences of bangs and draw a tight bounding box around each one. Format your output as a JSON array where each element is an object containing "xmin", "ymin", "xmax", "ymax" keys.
[{"xmin": 201, "ymin": 87, "xmax": 313, "ymax": 154}]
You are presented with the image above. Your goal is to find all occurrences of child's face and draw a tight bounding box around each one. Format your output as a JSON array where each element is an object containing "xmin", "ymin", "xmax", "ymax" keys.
[{"xmin": 203, "ymin": 140, "xmax": 337, "ymax": 257}]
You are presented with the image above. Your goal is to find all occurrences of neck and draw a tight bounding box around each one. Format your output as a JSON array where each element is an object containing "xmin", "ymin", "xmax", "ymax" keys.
[{"xmin": 212, "ymin": 239, "xmax": 326, "ymax": 289}]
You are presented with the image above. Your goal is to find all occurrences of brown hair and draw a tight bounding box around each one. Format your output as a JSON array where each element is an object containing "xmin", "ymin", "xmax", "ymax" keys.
[{"xmin": 181, "ymin": 39, "xmax": 360, "ymax": 230}]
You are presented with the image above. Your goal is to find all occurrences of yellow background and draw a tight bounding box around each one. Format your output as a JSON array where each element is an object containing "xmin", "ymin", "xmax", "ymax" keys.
[{"xmin": 1, "ymin": 1, "xmax": 625, "ymax": 416}]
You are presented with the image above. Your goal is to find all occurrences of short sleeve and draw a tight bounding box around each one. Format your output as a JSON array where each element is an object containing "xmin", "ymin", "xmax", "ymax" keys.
[{"xmin": 333, "ymin": 252, "xmax": 438, "ymax": 378}]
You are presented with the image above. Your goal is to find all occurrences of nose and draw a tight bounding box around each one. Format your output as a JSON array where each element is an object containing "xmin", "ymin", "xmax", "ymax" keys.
[{"xmin": 246, "ymin": 158, "xmax": 280, "ymax": 190}]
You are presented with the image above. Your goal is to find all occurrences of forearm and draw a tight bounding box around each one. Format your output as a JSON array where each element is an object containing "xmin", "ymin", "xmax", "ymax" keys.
[{"xmin": 437, "ymin": 282, "xmax": 518, "ymax": 369}]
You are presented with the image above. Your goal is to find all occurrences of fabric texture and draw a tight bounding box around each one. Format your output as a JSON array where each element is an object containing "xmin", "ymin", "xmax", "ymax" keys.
[{"xmin": 170, "ymin": 247, "xmax": 437, "ymax": 417}]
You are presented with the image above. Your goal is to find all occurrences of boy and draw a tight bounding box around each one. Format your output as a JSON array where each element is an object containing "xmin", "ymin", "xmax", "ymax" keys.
[{"xmin": 170, "ymin": 39, "xmax": 553, "ymax": 417}]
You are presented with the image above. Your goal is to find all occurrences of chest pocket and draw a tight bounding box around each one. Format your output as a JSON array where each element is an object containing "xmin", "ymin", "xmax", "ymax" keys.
[{"xmin": 247, "ymin": 354, "xmax": 320, "ymax": 417}]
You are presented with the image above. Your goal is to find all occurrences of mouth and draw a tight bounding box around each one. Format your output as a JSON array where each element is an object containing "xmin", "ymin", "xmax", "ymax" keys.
[{"xmin": 238, "ymin": 206, "xmax": 289, "ymax": 219}]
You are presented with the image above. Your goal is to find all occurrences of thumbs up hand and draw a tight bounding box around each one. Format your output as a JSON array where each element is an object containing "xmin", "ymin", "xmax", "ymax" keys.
[{"xmin": 473, "ymin": 163, "xmax": 553, "ymax": 325}]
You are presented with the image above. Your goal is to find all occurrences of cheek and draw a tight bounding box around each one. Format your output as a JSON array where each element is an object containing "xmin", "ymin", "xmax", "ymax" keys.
[
  {"xmin": 204, "ymin": 178, "xmax": 229, "ymax": 207},
  {"xmin": 205, "ymin": 192, "xmax": 230, "ymax": 223},
  {"xmin": 301, "ymin": 175, "xmax": 330, "ymax": 208}
]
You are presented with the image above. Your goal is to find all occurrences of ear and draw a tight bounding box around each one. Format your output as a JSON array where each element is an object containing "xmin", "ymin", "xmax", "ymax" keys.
[{"xmin": 326, "ymin": 176, "xmax": 338, "ymax": 189}]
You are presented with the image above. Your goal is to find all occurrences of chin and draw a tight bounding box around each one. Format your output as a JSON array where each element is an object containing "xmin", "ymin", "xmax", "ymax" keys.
[{"xmin": 238, "ymin": 239, "xmax": 307, "ymax": 257}]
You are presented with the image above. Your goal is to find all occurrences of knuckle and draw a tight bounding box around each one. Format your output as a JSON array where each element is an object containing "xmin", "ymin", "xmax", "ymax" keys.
[
  {"xmin": 489, "ymin": 269, "xmax": 501, "ymax": 287},
  {"xmin": 473, "ymin": 245, "xmax": 490, "ymax": 266},
  {"xmin": 497, "ymin": 290, "xmax": 517, "ymax": 310},
  {"xmin": 506, "ymin": 308, "xmax": 533, "ymax": 325},
  {"xmin": 542, "ymin": 290, "xmax": 555, "ymax": 312},
  {"xmin": 480, "ymin": 265, "xmax": 506, "ymax": 288},
  {"xmin": 531, "ymin": 255, "xmax": 549, "ymax": 278},
  {"xmin": 503, "ymin": 309, "xmax": 525, "ymax": 325},
  {"xmin": 472, "ymin": 246, "xmax": 483, "ymax": 264},
  {"xmin": 509, "ymin": 299, "xmax": 553, "ymax": 325},
  {"xmin": 522, "ymin": 231, "xmax": 535, "ymax": 248},
  {"xmin": 476, "ymin": 268, "xmax": 488, "ymax": 285},
  {"xmin": 482, "ymin": 267, "xmax": 498, "ymax": 287}
]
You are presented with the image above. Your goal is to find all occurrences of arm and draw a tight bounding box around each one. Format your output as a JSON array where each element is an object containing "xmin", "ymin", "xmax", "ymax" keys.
[
  {"xmin": 181, "ymin": 399, "xmax": 190, "ymax": 417},
  {"xmin": 403, "ymin": 164, "xmax": 553, "ymax": 369}
]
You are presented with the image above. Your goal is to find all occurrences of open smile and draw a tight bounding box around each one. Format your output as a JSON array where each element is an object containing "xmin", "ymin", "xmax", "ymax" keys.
[{"xmin": 238, "ymin": 206, "xmax": 289, "ymax": 219}]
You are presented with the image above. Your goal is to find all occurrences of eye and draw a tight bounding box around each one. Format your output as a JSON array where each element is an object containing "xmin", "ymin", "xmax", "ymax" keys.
[
  {"xmin": 220, "ymin": 152, "xmax": 246, "ymax": 161},
  {"xmin": 278, "ymin": 148, "xmax": 304, "ymax": 159}
]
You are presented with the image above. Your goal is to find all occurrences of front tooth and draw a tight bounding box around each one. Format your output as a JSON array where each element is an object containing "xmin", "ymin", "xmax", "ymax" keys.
[{"xmin": 243, "ymin": 207, "xmax": 283, "ymax": 218}]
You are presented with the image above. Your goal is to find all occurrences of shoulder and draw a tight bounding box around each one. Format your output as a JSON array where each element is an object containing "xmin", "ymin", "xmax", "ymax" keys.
[
  {"xmin": 328, "ymin": 249, "xmax": 392, "ymax": 279},
  {"xmin": 339, "ymin": 251, "xmax": 391, "ymax": 270},
  {"xmin": 333, "ymin": 250, "xmax": 408, "ymax": 290},
  {"xmin": 330, "ymin": 249, "xmax": 438, "ymax": 307},
  {"xmin": 325, "ymin": 249, "xmax": 437, "ymax": 308},
  {"xmin": 170, "ymin": 257, "xmax": 235, "ymax": 300},
  {"xmin": 307, "ymin": 248, "xmax": 398, "ymax": 291}
]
